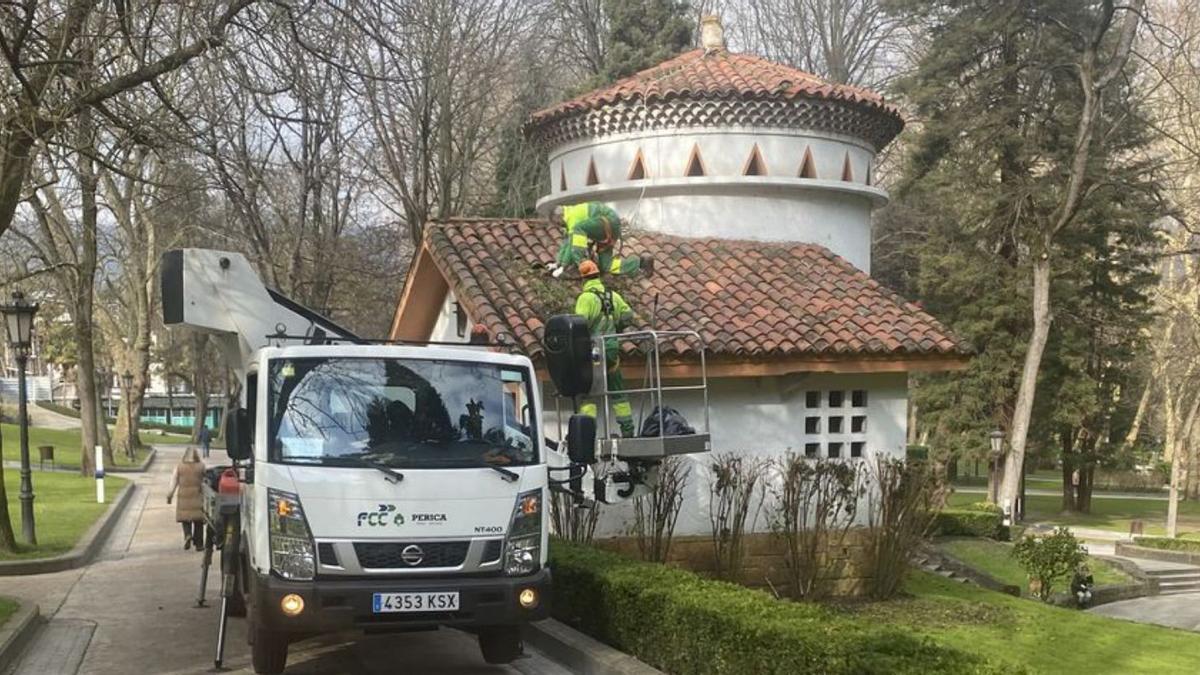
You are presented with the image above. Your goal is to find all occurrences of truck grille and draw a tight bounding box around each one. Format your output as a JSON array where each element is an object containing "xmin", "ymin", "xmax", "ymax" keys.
[
  {"xmin": 482, "ymin": 539, "xmax": 503, "ymax": 563},
  {"xmin": 354, "ymin": 541, "xmax": 470, "ymax": 569}
]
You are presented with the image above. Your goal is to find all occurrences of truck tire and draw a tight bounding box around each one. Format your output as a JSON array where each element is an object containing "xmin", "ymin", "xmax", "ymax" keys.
[
  {"xmin": 478, "ymin": 626, "xmax": 523, "ymax": 664},
  {"xmin": 251, "ymin": 627, "xmax": 288, "ymax": 674}
]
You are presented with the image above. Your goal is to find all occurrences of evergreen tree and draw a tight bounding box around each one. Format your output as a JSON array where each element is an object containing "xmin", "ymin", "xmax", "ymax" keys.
[
  {"xmin": 600, "ymin": 0, "xmax": 692, "ymax": 83},
  {"xmin": 880, "ymin": 0, "xmax": 1163, "ymax": 511}
]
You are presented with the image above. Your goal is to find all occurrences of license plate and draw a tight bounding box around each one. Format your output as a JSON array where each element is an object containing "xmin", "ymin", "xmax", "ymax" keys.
[{"xmin": 372, "ymin": 592, "xmax": 460, "ymax": 613}]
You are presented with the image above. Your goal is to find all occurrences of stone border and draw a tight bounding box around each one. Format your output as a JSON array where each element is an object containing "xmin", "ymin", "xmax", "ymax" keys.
[
  {"xmin": 1116, "ymin": 541, "xmax": 1200, "ymax": 566},
  {"xmin": 108, "ymin": 448, "xmax": 156, "ymax": 473},
  {"xmin": 524, "ymin": 619, "xmax": 664, "ymax": 675},
  {"xmin": 0, "ymin": 482, "xmax": 134, "ymax": 576},
  {"xmin": 0, "ymin": 603, "xmax": 41, "ymax": 672}
]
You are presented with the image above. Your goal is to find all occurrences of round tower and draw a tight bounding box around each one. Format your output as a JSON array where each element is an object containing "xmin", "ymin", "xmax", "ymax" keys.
[{"xmin": 526, "ymin": 18, "xmax": 903, "ymax": 273}]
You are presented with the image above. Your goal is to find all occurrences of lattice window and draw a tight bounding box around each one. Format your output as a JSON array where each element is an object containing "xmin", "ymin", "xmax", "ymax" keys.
[{"xmin": 800, "ymin": 389, "xmax": 870, "ymax": 460}]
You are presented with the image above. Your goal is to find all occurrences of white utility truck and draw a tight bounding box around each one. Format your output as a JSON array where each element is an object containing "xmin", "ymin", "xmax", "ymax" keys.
[{"xmin": 162, "ymin": 248, "xmax": 709, "ymax": 674}]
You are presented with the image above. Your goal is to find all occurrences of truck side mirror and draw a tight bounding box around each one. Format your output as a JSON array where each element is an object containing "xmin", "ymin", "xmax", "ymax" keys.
[
  {"xmin": 566, "ymin": 414, "xmax": 596, "ymax": 465},
  {"xmin": 544, "ymin": 314, "xmax": 593, "ymax": 397},
  {"xmin": 226, "ymin": 408, "xmax": 251, "ymax": 461}
]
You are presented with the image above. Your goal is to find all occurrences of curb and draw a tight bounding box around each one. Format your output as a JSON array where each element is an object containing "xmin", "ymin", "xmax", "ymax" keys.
[
  {"xmin": 0, "ymin": 603, "xmax": 41, "ymax": 673},
  {"xmin": 524, "ymin": 619, "xmax": 663, "ymax": 675},
  {"xmin": 108, "ymin": 448, "xmax": 156, "ymax": 473},
  {"xmin": 0, "ymin": 482, "xmax": 135, "ymax": 576},
  {"xmin": 1115, "ymin": 541, "xmax": 1200, "ymax": 566}
]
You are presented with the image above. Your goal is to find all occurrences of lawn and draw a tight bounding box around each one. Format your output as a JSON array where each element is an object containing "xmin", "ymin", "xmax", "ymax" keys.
[
  {"xmin": 845, "ymin": 571, "xmax": 1200, "ymax": 674},
  {"xmin": 947, "ymin": 491, "xmax": 1200, "ymax": 537},
  {"xmin": 0, "ymin": 423, "xmax": 182, "ymax": 470},
  {"xmin": 0, "ymin": 596, "xmax": 16, "ymax": 627},
  {"xmin": 0, "ymin": 469, "xmax": 126, "ymax": 560},
  {"xmin": 938, "ymin": 537, "xmax": 1129, "ymax": 592}
]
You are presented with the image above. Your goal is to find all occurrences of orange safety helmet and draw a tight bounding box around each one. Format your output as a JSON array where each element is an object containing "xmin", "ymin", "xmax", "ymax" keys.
[{"xmin": 578, "ymin": 260, "xmax": 600, "ymax": 278}]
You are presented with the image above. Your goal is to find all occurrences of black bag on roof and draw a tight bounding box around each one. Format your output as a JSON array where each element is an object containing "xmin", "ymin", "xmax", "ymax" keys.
[{"xmin": 639, "ymin": 406, "xmax": 695, "ymax": 437}]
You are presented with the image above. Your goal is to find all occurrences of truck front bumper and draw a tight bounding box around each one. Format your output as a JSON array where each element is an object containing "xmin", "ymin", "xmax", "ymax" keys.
[{"xmin": 249, "ymin": 568, "xmax": 551, "ymax": 634}]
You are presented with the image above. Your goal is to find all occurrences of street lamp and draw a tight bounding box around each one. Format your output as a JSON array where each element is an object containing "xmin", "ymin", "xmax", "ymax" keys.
[
  {"xmin": 122, "ymin": 371, "xmax": 134, "ymax": 460},
  {"xmin": 1, "ymin": 290, "xmax": 39, "ymax": 545},
  {"xmin": 988, "ymin": 429, "xmax": 1005, "ymax": 505}
]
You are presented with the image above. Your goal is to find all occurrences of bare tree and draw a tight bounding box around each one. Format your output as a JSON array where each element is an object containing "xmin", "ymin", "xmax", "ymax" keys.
[
  {"xmin": 0, "ymin": 0, "xmax": 262, "ymax": 242},
  {"xmin": 735, "ymin": 0, "xmax": 904, "ymax": 86}
]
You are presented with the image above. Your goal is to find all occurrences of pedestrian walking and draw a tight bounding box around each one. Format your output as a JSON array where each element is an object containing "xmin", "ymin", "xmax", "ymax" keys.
[
  {"xmin": 198, "ymin": 423, "xmax": 212, "ymax": 458},
  {"xmin": 167, "ymin": 447, "xmax": 206, "ymax": 550}
]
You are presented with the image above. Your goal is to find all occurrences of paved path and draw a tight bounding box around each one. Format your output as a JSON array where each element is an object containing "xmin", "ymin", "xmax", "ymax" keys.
[
  {"xmin": 1089, "ymin": 592, "xmax": 1200, "ymax": 631},
  {"xmin": 0, "ymin": 446, "xmax": 569, "ymax": 675},
  {"xmin": 954, "ymin": 486, "xmax": 1167, "ymax": 501},
  {"xmin": 27, "ymin": 404, "xmax": 81, "ymax": 429}
]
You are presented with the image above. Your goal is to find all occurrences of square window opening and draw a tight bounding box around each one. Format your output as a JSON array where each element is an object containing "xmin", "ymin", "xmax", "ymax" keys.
[
  {"xmin": 852, "ymin": 390, "xmax": 867, "ymax": 407},
  {"xmin": 850, "ymin": 442, "xmax": 864, "ymax": 458},
  {"xmin": 828, "ymin": 417, "xmax": 843, "ymax": 433},
  {"xmin": 851, "ymin": 416, "xmax": 866, "ymax": 433},
  {"xmin": 804, "ymin": 442, "xmax": 819, "ymax": 458},
  {"xmin": 805, "ymin": 391, "xmax": 820, "ymax": 408},
  {"xmin": 829, "ymin": 391, "xmax": 844, "ymax": 407},
  {"xmin": 805, "ymin": 417, "xmax": 821, "ymax": 434},
  {"xmin": 827, "ymin": 442, "xmax": 843, "ymax": 458}
]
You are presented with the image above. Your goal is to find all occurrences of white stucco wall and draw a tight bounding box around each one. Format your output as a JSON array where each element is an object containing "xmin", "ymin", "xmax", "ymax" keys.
[
  {"xmin": 541, "ymin": 371, "xmax": 909, "ymax": 536},
  {"xmin": 428, "ymin": 293, "xmax": 470, "ymax": 344},
  {"xmin": 535, "ymin": 127, "xmax": 887, "ymax": 272}
]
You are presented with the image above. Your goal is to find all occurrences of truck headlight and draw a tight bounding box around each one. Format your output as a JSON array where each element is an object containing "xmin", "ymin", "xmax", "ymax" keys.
[
  {"xmin": 268, "ymin": 489, "xmax": 315, "ymax": 580},
  {"xmin": 504, "ymin": 489, "xmax": 542, "ymax": 576}
]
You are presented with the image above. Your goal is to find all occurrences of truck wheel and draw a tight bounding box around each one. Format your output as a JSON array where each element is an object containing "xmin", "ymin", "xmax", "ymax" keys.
[
  {"xmin": 251, "ymin": 627, "xmax": 288, "ymax": 674},
  {"xmin": 478, "ymin": 626, "xmax": 523, "ymax": 664}
]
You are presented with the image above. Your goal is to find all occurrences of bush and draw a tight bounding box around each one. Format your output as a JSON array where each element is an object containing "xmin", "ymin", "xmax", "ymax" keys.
[
  {"xmin": 932, "ymin": 509, "xmax": 1008, "ymax": 540},
  {"xmin": 1012, "ymin": 527, "xmax": 1086, "ymax": 602},
  {"xmin": 864, "ymin": 456, "xmax": 946, "ymax": 599},
  {"xmin": 550, "ymin": 540, "xmax": 995, "ymax": 674},
  {"xmin": 1133, "ymin": 537, "xmax": 1200, "ymax": 553}
]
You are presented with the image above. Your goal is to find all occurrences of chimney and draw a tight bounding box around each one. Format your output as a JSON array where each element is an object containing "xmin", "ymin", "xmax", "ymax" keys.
[{"xmin": 700, "ymin": 15, "xmax": 725, "ymax": 55}]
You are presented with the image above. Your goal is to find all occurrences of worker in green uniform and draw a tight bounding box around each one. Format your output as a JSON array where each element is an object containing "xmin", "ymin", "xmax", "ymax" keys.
[
  {"xmin": 550, "ymin": 202, "xmax": 652, "ymax": 278},
  {"xmin": 574, "ymin": 260, "xmax": 637, "ymax": 438}
]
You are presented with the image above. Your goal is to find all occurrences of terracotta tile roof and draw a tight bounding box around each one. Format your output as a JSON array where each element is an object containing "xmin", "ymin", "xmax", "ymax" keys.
[
  {"xmin": 421, "ymin": 219, "xmax": 968, "ymax": 364},
  {"xmin": 529, "ymin": 49, "xmax": 901, "ymax": 128}
]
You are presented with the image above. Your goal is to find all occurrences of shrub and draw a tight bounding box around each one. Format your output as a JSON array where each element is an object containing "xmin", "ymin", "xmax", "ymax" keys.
[
  {"xmin": 550, "ymin": 539, "xmax": 994, "ymax": 674},
  {"xmin": 550, "ymin": 490, "xmax": 602, "ymax": 544},
  {"xmin": 1011, "ymin": 527, "xmax": 1086, "ymax": 602},
  {"xmin": 864, "ymin": 456, "xmax": 947, "ymax": 599},
  {"xmin": 629, "ymin": 456, "xmax": 689, "ymax": 562},
  {"xmin": 1132, "ymin": 536, "xmax": 1200, "ymax": 553},
  {"xmin": 770, "ymin": 455, "xmax": 864, "ymax": 599},
  {"xmin": 932, "ymin": 509, "xmax": 1008, "ymax": 540},
  {"xmin": 707, "ymin": 452, "xmax": 768, "ymax": 582}
]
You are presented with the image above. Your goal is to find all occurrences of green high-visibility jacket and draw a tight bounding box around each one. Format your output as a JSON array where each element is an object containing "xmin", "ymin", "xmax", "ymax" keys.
[
  {"xmin": 556, "ymin": 202, "xmax": 622, "ymax": 267},
  {"xmin": 574, "ymin": 278, "xmax": 633, "ymax": 354}
]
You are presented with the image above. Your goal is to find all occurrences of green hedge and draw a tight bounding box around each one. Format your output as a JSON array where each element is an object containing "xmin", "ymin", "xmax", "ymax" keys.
[
  {"xmin": 550, "ymin": 540, "xmax": 996, "ymax": 674},
  {"xmin": 1133, "ymin": 537, "xmax": 1200, "ymax": 553},
  {"xmin": 933, "ymin": 509, "xmax": 1008, "ymax": 540}
]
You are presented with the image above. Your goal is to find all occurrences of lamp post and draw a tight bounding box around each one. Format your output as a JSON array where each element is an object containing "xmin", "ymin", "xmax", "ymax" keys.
[
  {"xmin": 122, "ymin": 371, "xmax": 134, "ymax": 460},
  {"xmin": 988, "ymin": 429, "xmax": 1005, "ymax": 505},
  {"xmin": 1, "ymin": 291, "xmax": 39, "ymax": 545}
]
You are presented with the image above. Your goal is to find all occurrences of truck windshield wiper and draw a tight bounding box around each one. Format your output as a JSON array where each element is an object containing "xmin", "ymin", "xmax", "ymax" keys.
[
  {"xmin": 331, "ymin": 455, "xmax": 405, "ymax": 484},
  {"xmin": 481, "ymin": 463, "xmax": 520, "ymax": 483}
]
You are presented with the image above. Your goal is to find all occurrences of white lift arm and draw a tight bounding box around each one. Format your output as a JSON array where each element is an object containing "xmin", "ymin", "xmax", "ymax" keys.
[{"xmin": 161, "ymin": 249, "xmax": 360, "ymax": 376}]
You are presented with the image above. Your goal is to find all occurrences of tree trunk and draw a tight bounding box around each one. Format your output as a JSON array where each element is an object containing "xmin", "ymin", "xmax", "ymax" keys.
[
  {"xmin": 1061, "ymin": 432, "xmax": 1076, "ymax": 512},
  {"xmin": 0, "ymin": 429, "xmax": 19, "ymax": 552},
  {"xmin": 1120, "ymin": 379, "xmax": 1153, "ymax": 453},
  {"xmin": 1001, "ymin": 254, "xmax": 1052, "ymax": 511},
  {"xmin": 94, "ymin": 374, "xmax": 113, "ymax": 463},
  {"xmin": 1167, "ymin": 372, "xmax": 1182, "ymax": 537},
  {"xmin": 73, "ymin": 113, "xmax": 101, "ymax": 476},
  {"xmin": 1078, "ymin": 463, "xmax": 1094, "ymax": 514}
]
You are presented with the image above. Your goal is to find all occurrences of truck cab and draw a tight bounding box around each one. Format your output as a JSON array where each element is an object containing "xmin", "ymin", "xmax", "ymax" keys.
[{"xmin": 161, "ymin": 250, "xmax": 550, "ymax": 674}]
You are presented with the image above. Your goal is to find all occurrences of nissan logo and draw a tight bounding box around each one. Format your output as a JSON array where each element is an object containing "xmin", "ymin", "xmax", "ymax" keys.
[{"xmin": 401, "ymin": 544, "xmax": 424, "ymax": 566}]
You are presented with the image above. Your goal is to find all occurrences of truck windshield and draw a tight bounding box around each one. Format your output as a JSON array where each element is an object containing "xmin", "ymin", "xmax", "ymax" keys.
[{"xmin": 268, "ymin": 357, "xmax": 537, "ymax": 468}]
